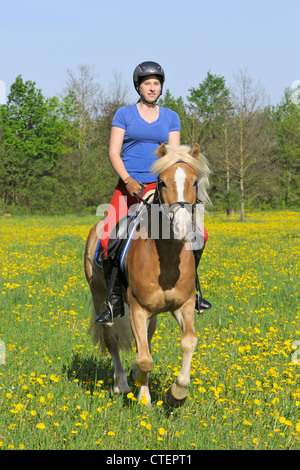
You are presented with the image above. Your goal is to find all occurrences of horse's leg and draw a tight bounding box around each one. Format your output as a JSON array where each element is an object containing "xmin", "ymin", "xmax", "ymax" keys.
[
  {"xmin": 167, "ymin": 299, "xmax": 197, "ymax": 407},
  {"xmin": 132, "ymin": 315, "xmax": 157, "ymax": 403},
  {"xmin": 129, "ymin": 295, "xmax": 155, "ymax": 404},
  {"xmin": 102, "ymin": 326, "xmax": 130, "ymax": 394},
  {"xmin": 85, "ymin": 220, "xmax": 130, "ymax": 395}
]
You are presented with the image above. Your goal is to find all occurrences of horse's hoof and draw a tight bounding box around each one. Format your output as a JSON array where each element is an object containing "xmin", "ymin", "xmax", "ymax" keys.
[{"xmin": 166, "ymin": 387, "xmax": 187, "ymax": 408}]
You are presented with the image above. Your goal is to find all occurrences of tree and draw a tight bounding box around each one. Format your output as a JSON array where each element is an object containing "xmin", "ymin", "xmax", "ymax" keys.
[
  {"xmin": 0, "ymin": 75, "xmax": 66, "ymax": 210},
  {"xmin": 229, "ymin": 70, "xmax": 271, "ymax": 221},
  {"xmin": 64, "ymin": 64, "xmax": 105, "ymax": 149},
  {"xmin": 270, "ymin": 89, "xmax": 300, "ymax": 206},
  {"xmin": 187, "ymin": 72, "xmax": 234, "ymax": 214},
  {"xmin": 56, "ymin": 66, "xmax": 131, "ymax": 211},
  {"xmin": 187, "ymin": 71, "xmax": 230, "ymax": 136}
]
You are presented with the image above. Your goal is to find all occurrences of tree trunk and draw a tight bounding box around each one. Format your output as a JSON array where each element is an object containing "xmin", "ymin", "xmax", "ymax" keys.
[
  {"xmin": 239, "ymin": 117, "xmax": 245, "ymax": 222},
  {"xmin": 224, "ymin": 126, "xmax": 232, "ymax": 217}
]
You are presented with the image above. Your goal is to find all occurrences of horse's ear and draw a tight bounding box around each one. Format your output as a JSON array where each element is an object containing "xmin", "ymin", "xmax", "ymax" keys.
[
  {"xmin": 189, "ymin": 144, "xmax": 200, "ymax": 159},
  {"xmin": 157, "ymin": 143, "xmax": 168, "ymax": 159}
]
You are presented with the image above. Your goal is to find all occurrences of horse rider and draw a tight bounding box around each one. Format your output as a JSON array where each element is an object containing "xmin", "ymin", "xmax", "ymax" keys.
[{"xmin": 95, "ymin": 61, "xmax": 211, "ymax": 325}]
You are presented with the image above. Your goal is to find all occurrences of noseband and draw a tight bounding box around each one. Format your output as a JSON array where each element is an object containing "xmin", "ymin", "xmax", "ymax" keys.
[
  {"xmin": 155, "ymin": 173, "xmax": 202, "ymax": 232},
  {"xmin": 133, "ymin": 162, "xmax": 203, "ymax": 233}
]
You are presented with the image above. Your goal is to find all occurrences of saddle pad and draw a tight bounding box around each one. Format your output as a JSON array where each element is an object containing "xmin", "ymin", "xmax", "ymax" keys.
[
  {"xmin": 94, "ymin": 204, "xmax": 149, "ymax": 271},
  {"xmin": 120, "ymin": 215, "xmax": 142, "ymax": 272}
]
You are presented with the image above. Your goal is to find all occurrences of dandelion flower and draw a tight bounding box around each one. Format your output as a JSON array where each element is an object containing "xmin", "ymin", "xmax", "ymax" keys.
[
  {"xmin": 36, "ymin": 423, "xmax": 46, "ymax": 430},
  {"xmin": 243, "ymin": 420, "xmax": 252, "ymax": 426}
]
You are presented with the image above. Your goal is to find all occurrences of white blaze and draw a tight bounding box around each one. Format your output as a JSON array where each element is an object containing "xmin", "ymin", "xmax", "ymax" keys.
[
  {"xmin": 173, "ymin": 167, "xmax": 192, "ymax": 240},
  {"xmin": 174, "ymin": 166, "xmax": 186, "ymax": 201}
]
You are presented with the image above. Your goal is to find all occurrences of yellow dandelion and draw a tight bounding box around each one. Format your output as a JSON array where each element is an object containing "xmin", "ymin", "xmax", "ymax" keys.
[
  {"xmin": 243, "ymin": 420, "xmax": 252, "ymax": 426},
  {"xmin": 140, "ymin": 395, "xmax": 148, "ymax": 405},
  {"xmin": 36, "ymin": 423, "xmax": 46, "ymax": 430},
  {"xmin": 127, "ymin": 392, "xmax": 136, "ymax": 401}
]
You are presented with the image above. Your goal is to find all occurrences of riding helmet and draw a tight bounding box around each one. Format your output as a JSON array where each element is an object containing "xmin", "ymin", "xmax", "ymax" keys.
[{"xmin": 133, "ymin": 61, "xmax": 165, "ymax": 92}]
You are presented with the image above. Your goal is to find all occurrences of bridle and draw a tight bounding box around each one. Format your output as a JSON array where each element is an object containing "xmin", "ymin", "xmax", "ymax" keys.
[
  {"xmin": 154, "ymin": 172, "xmax": 202, "ymax": 234},
  {"xmin": 133, "ymin": 161, "xmax": 203, "ymax": 235},
  {"xmin": 134, "ymin": 164, "xmax": 202, "ymax": 234}
]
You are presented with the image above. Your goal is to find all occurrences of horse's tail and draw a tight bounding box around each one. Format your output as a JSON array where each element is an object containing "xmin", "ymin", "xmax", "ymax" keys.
[{"xmin": 89, "ymin": 300, "xmax": 133, "ymax": 353}]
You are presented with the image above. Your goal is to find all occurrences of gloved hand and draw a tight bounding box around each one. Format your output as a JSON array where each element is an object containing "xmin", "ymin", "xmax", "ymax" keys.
[{"xmin": 124, "ymin": 176, "xmax": 142, "ymax": 197}]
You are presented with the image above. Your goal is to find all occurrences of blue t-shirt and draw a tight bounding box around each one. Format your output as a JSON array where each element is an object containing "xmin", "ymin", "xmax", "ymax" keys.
[{"xmin": 111, "ymin": 104, "xmax": 181, "ymax": 183}]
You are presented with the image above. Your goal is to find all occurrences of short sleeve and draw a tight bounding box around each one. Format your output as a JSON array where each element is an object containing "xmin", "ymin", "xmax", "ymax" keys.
[
  {"xmin": 111, "ymin": 106, "xmax": 126, "ymax": 130},
  {"xmin": 169, "ymin": 109, "xmax": 181, "ymax": 132}
]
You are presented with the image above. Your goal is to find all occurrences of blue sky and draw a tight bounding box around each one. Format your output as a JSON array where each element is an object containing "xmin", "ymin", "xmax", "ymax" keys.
[{"xmin": 0, "ymin": 0, "xmax": 299, "ymax": 105}]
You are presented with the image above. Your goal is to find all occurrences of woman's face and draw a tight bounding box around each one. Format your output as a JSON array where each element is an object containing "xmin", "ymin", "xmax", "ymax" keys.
[{"xmin": 138, "ymin": 76, "xmax": 161, "ymax": 103}]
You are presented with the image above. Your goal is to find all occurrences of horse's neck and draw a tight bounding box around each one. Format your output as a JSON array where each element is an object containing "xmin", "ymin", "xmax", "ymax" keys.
[
  {"xmin": 154, "ymin": 239, "xmax": 184, "ymax": 264},
  {"xmin": 153, "ymin": 239, "xmax": 185, "ymax": 290}
]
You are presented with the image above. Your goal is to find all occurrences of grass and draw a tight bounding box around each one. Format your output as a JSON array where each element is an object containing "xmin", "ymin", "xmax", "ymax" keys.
[{"xmin": 0, "ymin": 210, "xmax": 299, "ymax": 450}]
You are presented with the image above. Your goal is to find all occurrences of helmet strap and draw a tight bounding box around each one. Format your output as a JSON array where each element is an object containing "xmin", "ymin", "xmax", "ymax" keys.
[{"xmin": 138, "ymin": 94, "xmax": 159, "ymax": 107}]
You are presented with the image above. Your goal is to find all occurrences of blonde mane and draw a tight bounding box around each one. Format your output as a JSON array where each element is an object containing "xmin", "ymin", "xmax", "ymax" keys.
[{"xmin": 151, "ymin": 145, "xmax": 211, "ymax": 207}]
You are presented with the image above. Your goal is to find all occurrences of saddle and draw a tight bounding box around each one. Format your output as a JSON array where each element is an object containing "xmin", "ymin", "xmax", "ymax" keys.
[{"xmin": 95, "ymin": 190, "xmax": 155, "ymax": 272}]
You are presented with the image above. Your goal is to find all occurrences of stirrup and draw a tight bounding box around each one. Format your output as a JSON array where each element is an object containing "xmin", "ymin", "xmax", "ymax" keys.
[
  {"xmin": 195, "ymin": 292, "xmax": 212, "ymax": 314},
  {"xmin": 95, "ymin": 300, "xmax": 124, "ymax": 327}
]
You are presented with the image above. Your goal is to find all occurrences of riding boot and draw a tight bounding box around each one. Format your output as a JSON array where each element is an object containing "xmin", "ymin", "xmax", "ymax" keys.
[
  {"xmin": 95, "ymin": 258, "xmax": 124, "ymax": 325},
  {"xmin": 193, "ymin": 247, "xmax": 212, "ymax": 312}
]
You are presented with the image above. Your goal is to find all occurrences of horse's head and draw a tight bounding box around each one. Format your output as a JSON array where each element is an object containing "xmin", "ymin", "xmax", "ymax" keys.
[{"xmin": 151, "ymin": 144, "xmax": 210, "ymax": 243}]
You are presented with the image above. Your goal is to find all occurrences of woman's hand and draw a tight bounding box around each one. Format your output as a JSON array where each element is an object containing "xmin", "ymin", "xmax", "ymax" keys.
[{"xmin": 124, "ymin": 177, "xmax": 142, "ymax": 197}]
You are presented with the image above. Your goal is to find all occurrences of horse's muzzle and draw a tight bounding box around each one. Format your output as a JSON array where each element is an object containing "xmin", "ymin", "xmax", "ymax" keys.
[{"xmin": 171, "ymin": 205, "xmax": 194, "ymax": 242}]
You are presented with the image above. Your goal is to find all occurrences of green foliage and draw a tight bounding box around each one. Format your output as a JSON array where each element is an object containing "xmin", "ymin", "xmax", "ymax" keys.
[
  {"xmin": 187, "ymin": 70, "xmax": 231, "ymax": 123},
  {"xmin": 269, "ymin": 90, "xmax": 300, "ymax": 206},
  {"xmin": 0, "ymin": 71, "xmax": 299, "ymax": 216},
  {"xmin": 1, "ymin": 75, "xmax": 65, "ymax": 164}
]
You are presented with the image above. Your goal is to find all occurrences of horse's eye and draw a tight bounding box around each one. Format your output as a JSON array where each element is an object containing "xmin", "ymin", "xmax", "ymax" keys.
[{"xmin": 159, "ymin": 180, "xmax": 167, "ymax": 189}]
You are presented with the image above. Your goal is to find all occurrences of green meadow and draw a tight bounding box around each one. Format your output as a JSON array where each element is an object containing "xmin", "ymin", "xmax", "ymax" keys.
[{"xmin": 0, "ymin": 210, "xmax": 299, "ymax": 450}]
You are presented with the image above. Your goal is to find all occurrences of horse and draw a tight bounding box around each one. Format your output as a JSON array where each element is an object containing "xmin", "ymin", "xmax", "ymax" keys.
[{"xmin": 84, "ymin": 143, "xmax": 210, "ymax": 406}]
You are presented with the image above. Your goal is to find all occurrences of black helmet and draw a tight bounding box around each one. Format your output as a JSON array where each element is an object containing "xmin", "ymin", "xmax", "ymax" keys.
[{"xmin": 133, "ymin": 61, "xmax": 165, "ymax": 91}]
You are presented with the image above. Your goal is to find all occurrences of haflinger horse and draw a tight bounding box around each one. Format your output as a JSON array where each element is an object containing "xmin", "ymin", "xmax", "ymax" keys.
[{"xmin": 84, "ymin": 143, "xmax": 210, "ymax": 407}]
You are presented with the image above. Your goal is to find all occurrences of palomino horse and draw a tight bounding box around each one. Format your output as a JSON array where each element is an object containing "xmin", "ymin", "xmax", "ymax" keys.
[{"xmin": 84, "ymin": 144, "xmax": 210, "ymax": 406}]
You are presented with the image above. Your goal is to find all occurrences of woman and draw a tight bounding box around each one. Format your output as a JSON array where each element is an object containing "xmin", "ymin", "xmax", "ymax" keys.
[{"xmin": 96, "ymin": 61, "xmax": 211, "ymax": 325}]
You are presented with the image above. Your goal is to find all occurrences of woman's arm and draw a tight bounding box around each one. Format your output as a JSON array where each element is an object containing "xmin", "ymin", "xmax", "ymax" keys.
[
  {"xmin": 109, "ymin": 126, "xmax": 129, "ymax": 181},
  {"xmin": 168, "ymin": 131, "xmax": 180, "ymax": 147},
  {"xmin": 108, "ymin": 126, "xmax": 142, "ymax": 196}
]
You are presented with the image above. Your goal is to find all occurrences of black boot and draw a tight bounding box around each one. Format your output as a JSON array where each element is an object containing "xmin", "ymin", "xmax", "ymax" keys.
[
  {"xmin": 95, "ymin": 258, "xmax": 124, "ymax": 325},
  {"xmin": 193, "ymin": 248, "xmax": 212, "ymax": 312}
]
